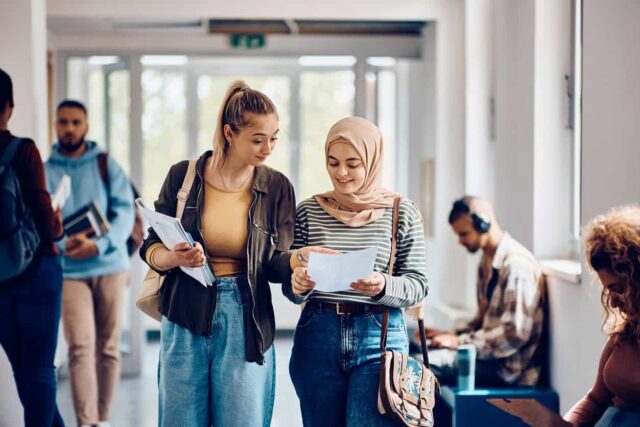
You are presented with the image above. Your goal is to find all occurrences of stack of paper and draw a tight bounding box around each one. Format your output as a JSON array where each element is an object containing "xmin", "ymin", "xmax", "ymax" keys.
[
  {"xmin": 51, "ymin": 174, "xmax": 71, "ymax": 210},
  {"xmin": 135, "ymin": 199, "xmax": 214, "ymax": 287},
  {"xmin": 308, "ymin": 247, "xmax": 378, "ymax": 292}
]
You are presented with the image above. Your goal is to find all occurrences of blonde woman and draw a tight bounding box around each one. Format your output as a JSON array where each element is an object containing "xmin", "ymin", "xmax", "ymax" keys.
[
  {"xmin": 284, "ymin": 117, "xmax": 428, "ymax": 426},
  {"xmin": 565, "ymin": 205, "xmax": 640, "ymax": 427},
  {"xmin": 140, "ymin": 81, "xmax": 295, "ymax": 426}
]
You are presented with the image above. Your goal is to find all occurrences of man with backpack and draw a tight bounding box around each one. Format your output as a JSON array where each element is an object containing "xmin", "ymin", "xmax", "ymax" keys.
[
  {"xmin": 45, "ymin": 99, "xmax": 135, "ymax": 427},
  {"xmin": 0, "ymin": 68, "xmax": 66, "ymax": 426}
]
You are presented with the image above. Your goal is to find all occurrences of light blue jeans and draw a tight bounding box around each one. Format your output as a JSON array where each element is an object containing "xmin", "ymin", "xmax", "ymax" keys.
[
  {"xmin": 158, "ymin": 276, "xmax": 275, "ymax": 427},
  {"xmin": 595, "ymin": 406, "xmax": 640, "ymax": 427},
  {"xmin": 289, "ymin": 303, "xmax": 408, "ymax": 427}
]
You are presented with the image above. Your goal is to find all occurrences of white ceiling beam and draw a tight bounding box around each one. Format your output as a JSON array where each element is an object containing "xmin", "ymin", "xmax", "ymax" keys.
[
  {"xmin": 47, "ymin": 0, "xmax": 450, "ymax": 20},
  {"xmin": 48, "ymin": 33, "xmax": 423, "ymax": 57}
]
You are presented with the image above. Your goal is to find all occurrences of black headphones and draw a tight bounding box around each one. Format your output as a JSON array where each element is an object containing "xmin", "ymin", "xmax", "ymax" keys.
[{"xmin": 452, "ymin": 198, "xmax": 491, "ymax": 234}]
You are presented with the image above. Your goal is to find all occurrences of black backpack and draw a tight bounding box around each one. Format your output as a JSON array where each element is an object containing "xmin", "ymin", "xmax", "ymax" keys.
[
  {"xmin": 0, "ymin": 138, "xmax": 40, "ymax": 281},
  {"xmin": 97, "ymin": 153, "xmax": 144, "ymax": 257}
]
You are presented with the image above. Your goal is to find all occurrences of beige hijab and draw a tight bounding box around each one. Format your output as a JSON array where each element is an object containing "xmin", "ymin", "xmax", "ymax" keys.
[{"xmin": 314, "ymin": 117, "xmax": 396, "ymax": 227}]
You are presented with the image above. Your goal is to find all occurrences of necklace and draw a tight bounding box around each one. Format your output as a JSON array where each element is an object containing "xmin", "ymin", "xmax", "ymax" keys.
[{"xmin": 219, "ymin": 166, "xmax": 253, "ymax": 191}]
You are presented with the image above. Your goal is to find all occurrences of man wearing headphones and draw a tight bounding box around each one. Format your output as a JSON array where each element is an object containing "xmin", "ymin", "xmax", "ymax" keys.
[{"xmin": 424, "ymin": 196, "xmax": 546, "ymax": 387}]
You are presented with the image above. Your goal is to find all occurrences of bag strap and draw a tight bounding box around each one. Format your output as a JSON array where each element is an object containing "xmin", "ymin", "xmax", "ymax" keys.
[
  {"xmin": 0, "ymin": 137, "xmax": 24, "ymax": 173},
  {"xmin": 176, "ymin": 160, "xmax": 196, "ymax": 220},
  {"xmin": 380, "ymin": 196, "xmax": 431, "ymax": 369},
  {"xmin": 380, "ymin": 196, "xmax": 402, "ymax": 355},
  {"xmin": 98, "ymin": 152, "xmax": 110, "ymax": 190}
]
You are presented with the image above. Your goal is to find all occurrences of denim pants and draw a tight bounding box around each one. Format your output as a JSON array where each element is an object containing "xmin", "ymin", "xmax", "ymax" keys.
[
  {"xmin": 289, "ymin": 304, "xmax": 408, "ymax": 427},
  {"xmin": 0, "ymin": 255, "xmax": 65, "ymax": 427},
  {"xmin": 595, "ymin": 406, "xmax": 640, "ymax": 427},
  {"xmin": 158, "ymin": 276, "xmax": 275, "ymax": 427}
]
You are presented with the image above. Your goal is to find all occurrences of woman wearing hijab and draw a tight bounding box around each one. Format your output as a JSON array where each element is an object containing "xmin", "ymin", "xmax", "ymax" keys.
[{"xmin": 283, "ymin": 116, "xmax": 429, "ymax": 426}]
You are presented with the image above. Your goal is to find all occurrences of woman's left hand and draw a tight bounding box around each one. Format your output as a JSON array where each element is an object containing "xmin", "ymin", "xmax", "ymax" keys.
[{"xmin": 350, "ymin": 272, "xmax": 386, "ymax": 297}]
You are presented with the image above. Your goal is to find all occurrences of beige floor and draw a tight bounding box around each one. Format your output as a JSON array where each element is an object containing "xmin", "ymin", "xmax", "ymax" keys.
[{"xmin": 57, "ymin": 335, "xmax": 303, "ymax": 427}]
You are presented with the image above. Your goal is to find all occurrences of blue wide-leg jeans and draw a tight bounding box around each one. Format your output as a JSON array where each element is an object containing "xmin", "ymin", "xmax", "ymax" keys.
[{"xmin": 158, "ymin": 276, "xmax": 275, "ymax": 427}]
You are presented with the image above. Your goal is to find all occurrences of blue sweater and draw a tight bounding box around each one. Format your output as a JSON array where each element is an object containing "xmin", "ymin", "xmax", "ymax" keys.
[{"xmin": 45, "ymin": 141, "xmax": 134, "ymax": 278}]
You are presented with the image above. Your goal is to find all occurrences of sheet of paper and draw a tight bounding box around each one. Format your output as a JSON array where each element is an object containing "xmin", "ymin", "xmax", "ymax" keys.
[
  {"xmin": 487, "ymin": 398, "xmax": 571, "ymax": 427},
  {"xmin": 135, "ymin": 199, "xmax": 214, "ymax": 287},
  {"xmin": 308, "ymin": 247, "xmax": 378, "ymax": 292},
  {"xmin": 51, "ymin": 174, "xmax": 71, "ymax": 210}
]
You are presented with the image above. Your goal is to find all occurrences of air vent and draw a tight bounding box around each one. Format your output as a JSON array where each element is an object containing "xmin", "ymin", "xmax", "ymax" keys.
[
  {"xmin": 112, "ymin": 20, "xmax": 203, "ymax": 31},
  {"xmin": 207, "ymin": 19, "xmax": 425, "ymax": 36}
]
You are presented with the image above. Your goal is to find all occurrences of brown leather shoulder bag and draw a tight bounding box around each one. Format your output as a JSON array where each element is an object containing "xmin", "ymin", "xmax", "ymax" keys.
[{"xmin": 378, "ymin": 196, "xmax": 440, "ymax": 426}]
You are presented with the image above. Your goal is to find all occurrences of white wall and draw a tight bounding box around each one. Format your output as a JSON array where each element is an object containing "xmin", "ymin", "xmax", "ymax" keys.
[
  {"xmin": 465, "ymin": 0, "xmax": 496, "ymax": 203},
  {"xmin": 419, "ymin": 1, "xmax": 470, "ymax": 315},
  {"xmin": 547, "ymin": 274, "xmax": 605, "ymax": 413},
  {"xmin": 581, "ymin": 0, "xmax": 640, "ymax": 222},
  {"xmin": 493, "ymin": 0, "xmax": 536, "ymax": 249},
  {"xmin": 0, "ymin": 0, "xmax": 49, "ymax": 153}
]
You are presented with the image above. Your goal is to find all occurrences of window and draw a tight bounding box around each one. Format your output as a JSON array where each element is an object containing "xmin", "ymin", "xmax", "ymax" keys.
[
  {"xmin": 63, "ymin": 54, "xmax": 400, "ymax": 205},
  {"xmin": 570, "ymin": 0, "xmax": 583, "ymax": 251},
  {"xmin": 65, "ymin": 56, "xmax": 131, "ymax": 174},
  {"xmin": 141, "ymin": 67, "xmax": 187, "ymax": 204},
  {"xmin": 299, "ymin": 70, "xmax": 355, "ymax": 198}
]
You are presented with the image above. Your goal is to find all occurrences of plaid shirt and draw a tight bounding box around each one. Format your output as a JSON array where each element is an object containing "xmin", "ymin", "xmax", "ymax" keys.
[{"xmin": 457, "ymin": 233, "xmax": 545, "ymax": 386}]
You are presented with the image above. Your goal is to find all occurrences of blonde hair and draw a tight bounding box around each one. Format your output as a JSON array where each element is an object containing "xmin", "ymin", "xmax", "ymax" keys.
[
  {"xmin": 211, "ymin": 80, "xmax": 277, "ymax": 169},
  {"xmin": 584, "ymin": 204, "xmax": 640, "ymax": 340}
]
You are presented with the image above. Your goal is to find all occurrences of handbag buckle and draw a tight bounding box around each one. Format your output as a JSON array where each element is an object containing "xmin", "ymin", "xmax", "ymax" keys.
[{"xmin": 177, "ymin": 188, "xmax": 189, "ymax": 201}]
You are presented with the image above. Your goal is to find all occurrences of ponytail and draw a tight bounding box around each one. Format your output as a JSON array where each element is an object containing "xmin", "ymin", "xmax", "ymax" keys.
[{"xmin": 211, "ymin": 80, "xmax": 277, "ymax": 169}]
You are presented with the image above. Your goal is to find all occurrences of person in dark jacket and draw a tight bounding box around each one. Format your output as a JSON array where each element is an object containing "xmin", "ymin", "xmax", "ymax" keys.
[
  {"xmin": 0, "ymin": 68, "xmax": 65, "ymax": 426},
  {"xmin": 140, "ymin": 80, "xmax": 300, "ymax": 427}
]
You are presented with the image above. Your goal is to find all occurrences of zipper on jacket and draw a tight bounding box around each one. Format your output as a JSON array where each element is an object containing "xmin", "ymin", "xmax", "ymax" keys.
[
  {"xmin": 253, "ymin": 223, "xmax": 279, "ymax": 245},
  {"xmin": 247, "ymin": 188, "xmax": 265, "ymax": 361},
  {"xmin": 195, "ymin": 165, "xmax": 216, "ymax": 335}
]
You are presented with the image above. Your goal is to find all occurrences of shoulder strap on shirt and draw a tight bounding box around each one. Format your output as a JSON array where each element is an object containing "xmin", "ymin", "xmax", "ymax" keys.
[
  {"xmin": 97, "ymin": 152, "xmax": 110, "ymax": 190},
  {"xmin": 176, "ymin": 160, "xmax": 196, "ymax": 220},
  {"xmin": 0, "ymin": 137, "xmax": 25, "ymax": 172}
]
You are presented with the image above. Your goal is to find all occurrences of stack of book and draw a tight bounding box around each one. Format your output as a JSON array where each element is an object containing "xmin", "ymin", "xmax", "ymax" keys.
[{"xmin": 63, "ymin": 201, "xmax": 110, "ymax": 237}]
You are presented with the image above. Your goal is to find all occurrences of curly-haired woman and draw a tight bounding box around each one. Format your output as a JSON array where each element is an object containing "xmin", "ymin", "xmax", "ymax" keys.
[{"xmin": 564, "ymin": 205, "xmax": 640, "ymax": 427}]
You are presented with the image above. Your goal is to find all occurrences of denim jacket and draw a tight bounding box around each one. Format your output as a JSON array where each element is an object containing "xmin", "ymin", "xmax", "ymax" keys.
[{"xmin": 140, "ymin": 151, "xmax": 295, "ymax": 364}]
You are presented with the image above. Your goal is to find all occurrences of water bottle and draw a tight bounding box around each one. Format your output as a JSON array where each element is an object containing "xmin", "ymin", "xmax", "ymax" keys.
[{"xmin": 457, "ymin": 344, "xmax": 476, "ymax": 390}]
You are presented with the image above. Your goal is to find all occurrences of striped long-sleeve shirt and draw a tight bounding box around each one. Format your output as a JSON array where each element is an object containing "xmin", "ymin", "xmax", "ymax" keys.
[{"xmin": 282, "ymin": 197, "xmax": 428, "ymax": 307}]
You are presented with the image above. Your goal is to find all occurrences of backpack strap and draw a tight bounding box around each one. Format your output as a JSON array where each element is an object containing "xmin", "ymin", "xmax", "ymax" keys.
[
  {"xmin": 176, "ymin": 160, "xmax": 196, "ymax": 220},
  {"xmin": 0, "ymin": 137, "xmax": 25, "ymax": 173},
  {"xmin": 97, "ymin": 152, "xmax": 110, "ymax": 191}
]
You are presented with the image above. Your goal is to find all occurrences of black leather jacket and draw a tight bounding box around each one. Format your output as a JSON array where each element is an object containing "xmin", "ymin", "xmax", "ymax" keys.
[{"xmin": 140, "ymin": 151, "xmax": 295, "ymax": 364}]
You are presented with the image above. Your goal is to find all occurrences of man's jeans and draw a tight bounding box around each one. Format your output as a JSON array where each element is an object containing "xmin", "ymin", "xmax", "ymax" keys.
[
  {"xmin": 290, "ymin": 304, "xmax": 408, "ymax": 427},
  {"xmin": 0, "ymin": 255, "xmax": 65, "ymax": 427},
  {"xmin": 158, "ymin": 276, "xmax": 275, "ymax": 427}
]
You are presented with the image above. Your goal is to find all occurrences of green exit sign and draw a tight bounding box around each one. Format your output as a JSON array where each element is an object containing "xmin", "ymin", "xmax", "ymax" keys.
[{"xmin": 230, "ymin": 34, "xmax": 266, "ymax": 49}]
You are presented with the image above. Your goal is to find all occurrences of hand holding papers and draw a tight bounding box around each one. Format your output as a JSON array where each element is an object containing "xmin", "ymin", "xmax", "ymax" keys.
[
  {"xmin": 307, "ymin": 247, "xmax": 378, "ymax": 292},
  {"xmin": 135, "ymin": 199, "xmax": 214, "ymax": 287}
]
